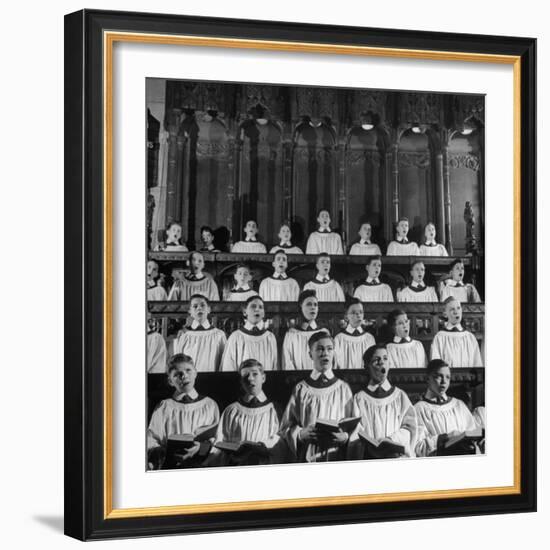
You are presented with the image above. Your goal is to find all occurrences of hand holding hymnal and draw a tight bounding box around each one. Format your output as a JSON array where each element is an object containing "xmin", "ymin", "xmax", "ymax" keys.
[{"xmin": 358, "ymin": 431, "xmax": 405, "ymax": 459}]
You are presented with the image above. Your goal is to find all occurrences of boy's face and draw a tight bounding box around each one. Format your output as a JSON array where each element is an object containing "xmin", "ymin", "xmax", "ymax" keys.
[
  {"xmin": 239, "ymin": 365, "xmax": 265, "ymax": 396},
  {"xmin": 366, "ymin": 259, "xmax": 382, "ymax": 279},
  {"xmin": 147, "ymin": 317, "xmax": 158, "ymax": 332},
  {"xmin": 427, "ymin": 366, "xmax": 451, "ymax": 397},
  {"xmin": 172, "ymin": 267, "xmax": 186, "ymax": 282},
  {"xmin": 244, "ymin": 221, "xmax": 258, "ymax": 238},
  {"xmin": 234, "ymin": 267, "xmax": 251, "ymax": 286},
  {"xmin": 147, "ymin": 261, "xmax": 158, "ymax": 280},
  {"xmin": 359, "ymin": 223, "xmax": 372, "ymax": 241},
  {"xmin": 272, "ymin": 252, "xmax": 288, "ymax": 273},
  {"xmin": 346, "ymin": 303, "xmax": 364, "ymax": 328},
  {"xmin": 201, "ymin": 230, "xmax": 214, "ymax": 246},
  {"xmin": 316, "ymin": 256, "xmax": 331, "ymax": 276},
  {"xmin": 166, "ymin": 224, "xmax": 182, "ymax": 242},
  {"xmin": 309, "ymin": 337, "xmax": 334, "ymax": 372},
  {"xmin": 244, "ymin": 298, "xmax": 264, "ymax": 324},
  {"xmin": 393, "ymin": 314, "xmax": 410, "ymax": 338},
  {"xmin": 425, "ymin": 224, "xmax": 436, "ymax": 241},
  {"xmin": 410, "ymin": 262, "xmax": 425, "ymax": 283},
  {"xmin": 189, "ymin": 297, "xmax": 210, "ymax": 322},
  {"xmin": 278, "ymin": 225, "xmax": 291, "ymax": 242},
  {"xmin": 396, "ymin": 220, "xmax": 409, "ymax": 238},
  {"xmin": 301, "ymin": 296, "xmax": 319, "ymax": 321},
  {"xmin": 445, "ymin": 299, "xmax": 463, "ymax": 325},
  {"xmin": 367, "ymin": 348, "xmax": 389, "ymax": 384},
  {"xmin": 168, "ymin": 362, "xmax": 197, "ymax": 394},
  {"xmin": 450, "ymin": 262, "xmax": 465, "ymax": 282},
  {"xmin": 189, "ymin": 253, "xmax": 205, "ymax": 272},
  {"xmin": 317, "ymin": 210, "xmax": 331, "ymax": 228}
]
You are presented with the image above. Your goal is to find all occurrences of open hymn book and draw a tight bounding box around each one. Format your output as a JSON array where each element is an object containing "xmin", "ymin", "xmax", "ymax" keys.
[
  {"xmin": 358, "ymin": 431, "xmax": 406, "ymax": 458},
  {"xmin": 315, "ymin": 416, "xmax": 361, "ymax": 434},
  {"xmin": 166, "ymin": 423, "xmax": 218, "ymax": 454}
]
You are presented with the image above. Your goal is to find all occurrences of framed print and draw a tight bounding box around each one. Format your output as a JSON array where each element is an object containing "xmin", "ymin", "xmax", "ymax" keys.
[{"xmin": 64, "ymin": 9, "xmax": 536, "ymax": 541}]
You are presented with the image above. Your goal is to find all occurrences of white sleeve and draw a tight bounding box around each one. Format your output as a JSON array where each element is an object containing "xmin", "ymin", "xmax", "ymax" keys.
[
  {"xmin": 220, "ymin": 334, "xmax": 238, "ymax": 371},
  {"xmin": 430, "ymin": 334, "xmax": 443, "ymax": 360}
]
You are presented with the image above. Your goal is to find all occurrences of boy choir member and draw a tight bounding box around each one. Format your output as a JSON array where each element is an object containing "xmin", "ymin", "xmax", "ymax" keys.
[
  {"xmin": 282, "ymin": 290, "xmax": 329, "ymax": 370},
  {"xmin": 167, "ymin": 252, "xmax": 220, "ymax": 301},
  {"xmin": 172, "ymin": 295, "xmax": 227, "ymax": 372},
  {"xmin": 431, "ymin": 297, "xmax": 483, "ymax": 367},
  {"xmin": 259, "ymin": 249, "xmax": 300, "ymax": 301},
  {"xmin": 221, "ymin": 296, "xmax": 278, "ymax": 371},
  {"xmin": 397, "ymin": 260, "xmax": 439, "ymax": 303},
  {"xmin": 147, "ymin": 354, "xmax": 220, "ymax": 469},
  {"xmin": 414, "ymin": 359, "xmax": 479, "ymax": 457},
  {"xmin": 303, "ymin": 253, "xmax": 346, "ymax": 302},
  {"xmin": 353, "ymin": 256, "xmax": 394, "ymax": 302},
  {"xmin": 269, "ymin": 223, "xmax": 303, "ymax": 254},
  {"xmin": 155, "ymin": 221, "xmax": 188, "ymax": 252},
  {"xmin": 348, "ymin": 344, "xmax": 417, "ymax": 459},
  {"xmin": 147, "ymin": 317, "xmax": 167, "ymax": 373},
  {"xmin": 147, "ymin": 260, "xmax": 168, "ymax": 301},
  {"xmin": 280, "ymin": 332, "xmax": 354, "ymax": 462},
  {"xmin": 419, "ymin": 222, "xmax": 448, "ymax": 257},
  {"xmin": 210, "ymin": 359, "xmax": 285, "ymax": 466},
  {"xmin": 386, "ymin": 217, "xmax": 420, "ymax": 256},
  {"xmin": 386, "ymin": 309, "xmax": 427, "ymax": 368},
  {"xmin": 199, "ymin": 225, "xmax": 220, "ymax": 252},
  {"xmin": 348, "ymin": 222, "xmax": 382, "ymax": 256},
  {"xmin": 334, "ymin": 298, "xmax": 376, "ymax": 369},
  {"xmin": 231, "ymin": 220, "xmax": 268, "ymax": 254},
  {"xmin": 439, "ymin": 259, "xmax": 482, "ymax": 303},
  {"xmin": 226, "ymin": 264, "xmax": 258, "ymax": 302},
  {"xmin": 305, "ymin": 209, "xmax": 344, "ymax": 255}
]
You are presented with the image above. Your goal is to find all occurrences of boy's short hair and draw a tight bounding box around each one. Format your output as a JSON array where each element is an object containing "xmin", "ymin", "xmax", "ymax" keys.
[
  {"xmin": 273, "ymin": 249, "xmax": 287, "ymax": 258},
  {"xmin": 317, "ymin": 208, "xmax": 330, "ymax": 217},
  {"xmin": 238, "ymin": 358, "xmax": 264, "ymax": 373},
  {"xmin": 443, "ymin": 295, "xmax": 459, "ymax": 306},
  {"xmin": 188, "ymin": 251, "xmax": 203, "ymax": 263},
  {"xmin": 200, "ymin": 225, "xmax": 214, "ymax": 235},
  {"xmin": 426, "ymin": 358, "xmax": 450, "ymax": 374},
  {"xmin": 188, "ymin": 293, "xmax": 209, "ymax": 305},
  {"xmin": 243, "ymin": 294, "xmax": 264, "ymax": 308},
  {"xmin": 167, "ymin": 353, "xmax": 195, "ymax": 374},
  {"xmin": 397, "ymin": 217, "xmax": 409, "ymax": 224},
  {"xmin": 244, "ymin": 219, "xmax": 258, "ymax": 226},
  {"xmin": 362, "ymin": 343, "xmax": 386, "ymax": 367},
  {"xmin": 344, "ymin": 297, "xmax": 363, "ymax": 312},
  {"xmin": 410, "ymin": 259, "xmax": 425, "ymax": 270},
  {"xmin": 235, "ymin": 263, "xmax": 251, "ymax": 273},
  {"xmin": 298, "ymin": 289, "xmax": 317, "ymax": 307},
  {"xmin": 424, "ymin": 221, "xmax": 436, "ymax": 230},
  {"xmin": 449, "ymin": 259, "xmax": 464, "ymax": 271},
  {"xmin": 166, "ymin": 221, "xmax": 182, "ymax": 230},
  {"xmin": 387, "ymin": 309, "xmax": 407, "ymax": 327},
  {"xmin": 308, "ymin": 331, "xmax": 334, "ymax": 349},
  {"xmin": 317, "ymin": 252, "xmax": 331, "ymax": 261},
  {"xmin": 366, "ymin": 254, "xmax": 382, "ymax": 266}
]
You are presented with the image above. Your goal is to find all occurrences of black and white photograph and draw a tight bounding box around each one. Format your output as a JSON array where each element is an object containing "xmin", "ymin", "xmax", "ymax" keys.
[{"xmin": 145, "ymin": 78, "xmax": 486, "ymax": 470}]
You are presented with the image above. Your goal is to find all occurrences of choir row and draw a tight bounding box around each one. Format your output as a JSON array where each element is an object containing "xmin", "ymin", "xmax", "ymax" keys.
[
  {"xmin": 148, "ymin": 253, "xmax": 482, "ymax": 304},
  {"xmin": 147, "ymin": 335, "xmax": 485, "ymax": 470},
  {"xmin": 147, "ymin": 294, "xmax": 483, "ymax": 374},
  {"xmin": 154, "ymin": 216, "xmax": 453, "ymax": 257}
]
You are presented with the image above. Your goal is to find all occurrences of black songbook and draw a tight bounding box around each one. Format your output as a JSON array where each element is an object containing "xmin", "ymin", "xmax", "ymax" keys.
[
  {"xmin": 166, "ymin": 423, "xmax": 218, "ymax": 457},
  {"xmin": 214, "ymin": 440, "xmax": 268, "ymax": 456},
  {"xmin": 315, "ymin": 416, "xmax": 361, "ymax": 434},
  {"xmin": 442, "ymin": 427, "xmax": 484, "ymax": 455},
  {"xmin": 358, "ymin": 431, "xmax": 405, "ymax": 458}
]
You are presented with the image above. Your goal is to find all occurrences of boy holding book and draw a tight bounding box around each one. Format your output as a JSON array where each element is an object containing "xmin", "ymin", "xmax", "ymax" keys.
[
  {"xmin": 147, "ymin": 354, "xmax": 219, "ymax": 469},
  {"xmin": 414, "ymin": 359, "xmax": 481, "ymax": 456},
  {"xmin": 349, "ymin": 344, "xmax": 417, "ymax": 459},
  {"xmin": 280, "ymin": 332, "xmax": 355, "ymax": 462},
  {"xmin": 211, "ymin": 359, "xmax": 285, "ymax": 466}
]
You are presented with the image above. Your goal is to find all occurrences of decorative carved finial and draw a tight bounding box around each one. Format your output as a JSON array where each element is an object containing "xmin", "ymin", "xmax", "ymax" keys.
[{"xmin": 464, "ymin": 201, "xmax": 479, "ymax": 255}]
